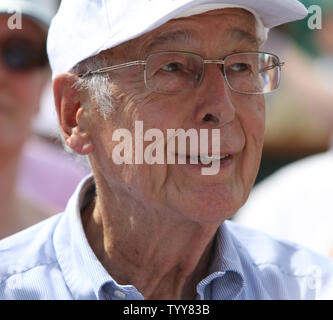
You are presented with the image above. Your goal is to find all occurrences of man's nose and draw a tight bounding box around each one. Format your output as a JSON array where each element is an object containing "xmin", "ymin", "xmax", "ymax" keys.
[{"xmin": 194, "ymin": 63, "xmax": 236, "ymax": 128}]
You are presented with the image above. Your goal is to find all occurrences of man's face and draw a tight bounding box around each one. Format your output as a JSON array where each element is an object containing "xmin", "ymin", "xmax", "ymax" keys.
[{"xmin": 85, "ymin": 8, "xmax": 265, "ymax": 223}]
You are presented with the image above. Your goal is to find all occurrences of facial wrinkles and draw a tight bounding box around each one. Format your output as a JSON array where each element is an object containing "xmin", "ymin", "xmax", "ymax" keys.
[
  {"xmin": 92, "ymin": 9, "xmax": 264, "ymax": 216},
  {"xmin": 133, "ymin": 88, "xmax": 196, "ymax": 195},
  {"xmin": 93, "ymin": 86, "xmax": 167, "ymax": 204},
  {"xmin": 136, "ymin": 9, "xmax": 258, "ymax": 56},
  {"xmin": 234, "ymin": 94, "xmax": 264, "ymax": 194},
  {"xmin": 141, "ymin": 29, "xmax": 201, "ymax": 57},
  {"xmin": 118, "ymin": 97, "xmax": 182, "ymax": 203}
]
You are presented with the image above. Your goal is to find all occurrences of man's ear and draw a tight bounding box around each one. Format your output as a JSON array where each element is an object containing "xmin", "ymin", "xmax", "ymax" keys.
[{"xmin": 53, "ymin": 73, "xmax": 94, "ymax": 155}]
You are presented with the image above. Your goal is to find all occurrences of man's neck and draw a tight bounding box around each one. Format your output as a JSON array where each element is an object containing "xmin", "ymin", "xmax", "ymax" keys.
[{"xmin": 81, "ymin": 185, "xmax": 220, "ymax": 300}]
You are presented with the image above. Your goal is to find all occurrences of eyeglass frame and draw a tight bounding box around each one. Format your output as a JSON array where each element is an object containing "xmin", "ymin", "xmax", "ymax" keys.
[{"xmin": 78, "ymin": 50, "xmax": 285, "ymax": 95}]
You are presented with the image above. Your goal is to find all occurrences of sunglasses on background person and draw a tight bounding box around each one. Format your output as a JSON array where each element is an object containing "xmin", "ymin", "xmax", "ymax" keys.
[{"xmin": 0, "ymin": 36, "xmax": 48, "ymax": 72}]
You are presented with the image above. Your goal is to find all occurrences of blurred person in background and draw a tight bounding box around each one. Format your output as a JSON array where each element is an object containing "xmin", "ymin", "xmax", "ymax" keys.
[
  {"xmin": 0, "ymin": 0, "xmax": 57, "ymax": 238},
  {"xmin": 254, "ymin": 0, "xmax": 333, "ymax": 182},
  {"xmin": 235, "ymin": 0, "xmax": 333, "ymax": 257},
  {"xmin": 0, "ymin": 0, "xmax": 88, "ymax": 239}
]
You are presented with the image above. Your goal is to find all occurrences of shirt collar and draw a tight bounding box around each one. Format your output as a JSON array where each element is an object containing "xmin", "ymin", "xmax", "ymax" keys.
[
  {"xmin": 54, "ymin": 174, "xmax": 244, "ymax": 300},
  {"xmin": 196, "ymin": 222, "xmax": 245, "ymax": 300}
]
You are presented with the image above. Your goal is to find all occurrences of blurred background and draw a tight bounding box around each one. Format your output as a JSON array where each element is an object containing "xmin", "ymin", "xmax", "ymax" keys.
[
  {"xmin": 256, "ymin": 0, "xmax": 333, "ymax": 183},
  {"xmin": 235, "ymin": 0, "xmax": 333, "ymax": 258}
]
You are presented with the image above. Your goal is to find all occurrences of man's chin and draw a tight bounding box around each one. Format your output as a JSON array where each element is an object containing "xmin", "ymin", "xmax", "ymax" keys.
[{"xmin": 173, "ymin": 200, "xmax": 239, "ymax": 225}]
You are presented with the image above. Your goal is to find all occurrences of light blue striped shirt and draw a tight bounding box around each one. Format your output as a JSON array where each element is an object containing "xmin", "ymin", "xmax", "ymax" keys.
[{"xmin": 1, "ymin": 175, "xmax": 333, "ymax": 300}]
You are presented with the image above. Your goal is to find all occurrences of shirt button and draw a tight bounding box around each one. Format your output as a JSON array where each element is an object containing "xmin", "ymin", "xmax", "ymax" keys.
[{"xmin": 114, "ymin": 290, "xmax": 126, "ymax": 299}]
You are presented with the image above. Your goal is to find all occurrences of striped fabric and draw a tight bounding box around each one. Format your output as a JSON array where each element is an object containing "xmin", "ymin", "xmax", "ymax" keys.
[{"xmin": 1, "ymin": 175, "xmax": 333, "ymax": 300}]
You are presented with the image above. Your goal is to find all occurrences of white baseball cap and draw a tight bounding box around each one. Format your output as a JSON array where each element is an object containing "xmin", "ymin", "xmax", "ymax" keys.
[
  {"xmin": 47, "ymin": 0, "xmax": 308, "ymax": 79},
  {"xmin": 0, "ymin": 0, "xmax": 58, "ymax": 28}
]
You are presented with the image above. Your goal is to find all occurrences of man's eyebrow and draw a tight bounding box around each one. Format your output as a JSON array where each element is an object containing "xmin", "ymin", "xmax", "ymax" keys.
[
  {"xmin": 144, "ymin": 29, "xmax": 198, "ymax": 51},
  {"xmin": 140, "ymin": 27, "xmax": 258, "ymax": 56},
  {"xmin": 228, "ymin": 28, "xmax": 259, "ymax": 46}
]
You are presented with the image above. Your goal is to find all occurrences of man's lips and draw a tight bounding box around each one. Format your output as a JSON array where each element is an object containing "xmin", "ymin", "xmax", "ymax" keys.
[{"xmin": 175, "ymin": 153, "xmax": 234, "ymax": 165}]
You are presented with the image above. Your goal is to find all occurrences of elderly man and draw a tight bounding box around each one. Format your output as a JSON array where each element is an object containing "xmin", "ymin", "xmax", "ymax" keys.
[{"xmin": 1, "ymin": 0, "xmax": 333, "ymax": 300}]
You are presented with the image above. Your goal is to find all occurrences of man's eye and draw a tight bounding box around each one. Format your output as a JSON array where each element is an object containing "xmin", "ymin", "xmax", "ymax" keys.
[
  {"xmin": 161, "ymin": 62, "xmax": 182, "ymax": 72},
  {"xmin": 229, "ymin": 63, "xmax": 251, "ymax": 72}
]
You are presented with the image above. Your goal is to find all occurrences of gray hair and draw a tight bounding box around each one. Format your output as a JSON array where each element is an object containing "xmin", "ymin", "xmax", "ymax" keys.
[
  {"xmin": 71, "ymin": 53, "xmax": 116, "ymax": 120},
  {"xmin": 63, "ymin": 52, "xmax": 122, "ymax": 168}
]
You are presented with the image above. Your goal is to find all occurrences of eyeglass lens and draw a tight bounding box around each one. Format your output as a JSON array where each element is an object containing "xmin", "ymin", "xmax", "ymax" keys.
[
  {"xmin": 145, "ymin": 51, "xmax": 280, "ymax": 94},
  {"xmin": 224, "ymin": 52, "xmax": 280, "ymax": 93}
]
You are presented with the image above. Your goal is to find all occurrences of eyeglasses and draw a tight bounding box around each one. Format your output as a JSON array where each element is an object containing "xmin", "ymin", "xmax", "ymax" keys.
[
  {"xmin": 0, "ymin": 37, "xmax": 48, "ymax": 71},
  {"xmin": 79, "ymin": 51, "xmax": 284, "ymax": 95}
]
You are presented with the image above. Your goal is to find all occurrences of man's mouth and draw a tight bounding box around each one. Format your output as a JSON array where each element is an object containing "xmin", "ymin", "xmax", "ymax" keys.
[
  {"xmin": 193, "ymin": 154, "xmax": 231, "ymax": 164},
  {"xmin": 175, "ymin": 153, "xmax": 233, "ymax": 166}
]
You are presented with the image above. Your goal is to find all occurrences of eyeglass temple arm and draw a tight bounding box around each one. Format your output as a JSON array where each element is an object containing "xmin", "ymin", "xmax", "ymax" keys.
[
  {"xmin": 259, "ymin": 61, "xmax": 285, "ymax": 73},
  {"xmin": 78, "ymin": 60, "xmax": 146, "ymax": 78}
]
